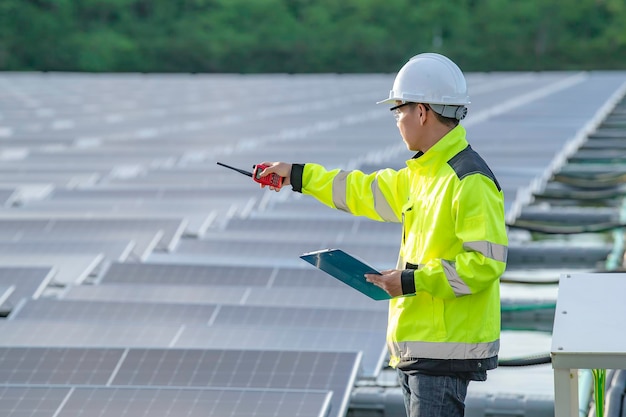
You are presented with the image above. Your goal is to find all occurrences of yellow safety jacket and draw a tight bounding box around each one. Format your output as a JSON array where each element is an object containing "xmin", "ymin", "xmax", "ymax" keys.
[{"xmin": 290, "ymin": 125, "xmax": 508, "ymax": 371}]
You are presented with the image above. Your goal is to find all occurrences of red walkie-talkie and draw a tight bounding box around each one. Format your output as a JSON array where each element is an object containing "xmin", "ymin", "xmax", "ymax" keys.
[{"xmin": 217, "ymin": 162, "xmax": 284, "ymax": 189}]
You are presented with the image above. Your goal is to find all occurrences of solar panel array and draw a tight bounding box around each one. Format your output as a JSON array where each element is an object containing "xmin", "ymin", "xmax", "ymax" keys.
[
  {"xmin": 0, "ymin": 386, "xmax": 333, "ymax": 417},
  {"xmin": 0, "ymin": 70, "xmax": 625, "ymax": 416},
  {"xmin": 0, "ymin": 347, "xmax": 355, "ymax": 417}
]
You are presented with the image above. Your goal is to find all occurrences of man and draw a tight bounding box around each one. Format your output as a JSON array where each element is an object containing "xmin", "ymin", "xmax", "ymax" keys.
[{"xmin": 259, "ymin": 52, "xmax": 508, "ymax": 417}]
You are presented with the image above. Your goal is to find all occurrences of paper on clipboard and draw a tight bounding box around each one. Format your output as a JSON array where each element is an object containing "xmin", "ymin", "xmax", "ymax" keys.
[{"xmin": 299, "ymin": 248, "xmax": 391, "ymax": 300}]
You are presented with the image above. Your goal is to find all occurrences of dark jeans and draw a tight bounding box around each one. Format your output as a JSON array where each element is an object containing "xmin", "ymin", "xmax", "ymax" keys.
[{"xmin": 398, "ymin": 369, "xmax": 470, "ymax": 417}]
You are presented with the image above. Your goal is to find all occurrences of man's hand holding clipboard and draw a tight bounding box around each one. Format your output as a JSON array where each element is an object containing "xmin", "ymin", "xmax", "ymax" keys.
[
  {"xmin": 300, "ymin": 248, "xmax": 406, "ymax": 300},
  {"xmin": 364, "ymin": 270, "xmax": 403, "ymax": 298}
]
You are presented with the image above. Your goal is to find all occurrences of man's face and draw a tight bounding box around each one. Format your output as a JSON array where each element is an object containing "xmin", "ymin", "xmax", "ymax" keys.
[{"xmin": 394, "ymin": 101, "xmax": 423, "ymax": 152}]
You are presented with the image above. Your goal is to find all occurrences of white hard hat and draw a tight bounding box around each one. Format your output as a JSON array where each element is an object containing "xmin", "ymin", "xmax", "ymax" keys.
[{"xmin": 377, "ymin": 53, "xmax": 470, "ymax": 119}]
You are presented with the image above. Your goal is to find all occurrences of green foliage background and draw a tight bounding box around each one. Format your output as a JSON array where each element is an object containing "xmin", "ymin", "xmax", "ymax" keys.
[{"xmin": 1, "ymin": 0, "xmax": 625, "ymax": 73}]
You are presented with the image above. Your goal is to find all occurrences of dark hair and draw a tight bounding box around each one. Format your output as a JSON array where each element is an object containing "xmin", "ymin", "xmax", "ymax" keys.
[{"xmin": 422, "ymin": 103, "xmax": 459, "ymax": 127}]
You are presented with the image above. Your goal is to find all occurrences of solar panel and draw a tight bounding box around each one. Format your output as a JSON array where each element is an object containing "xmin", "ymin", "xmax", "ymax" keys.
[
  {"xmin": 167, "ymin": 234, "xmax": 399, "ymax": 269},
  {"xmin": 0, "ymin": 218, "xmax": 186, "ymax": 252},
  {"xmin": 271, "ymin": 267, "xmax": 349, "ymax": 288},
  {"xmin": 11, "ymin": 205, "xmax": 217, "ymax": 239},
  {"xmin": 247, "ymin": 201, "xmax": 352, "ymax": 220},
  {"xmin": 224, "ymin": 217, "xmax": 359, "ymax": 234},
  {"xmin": 0, "ymin": 267, "xmax": 54, "ymax": 311},
  {"xmin": 62, "ymin": 283, "xmax": 246, "ymax": 305},
  {"xmin": 10, "ymin": 299, "xmax": 217, "ymax": 325},
  {"xmin": 2, "ymin": 71, "xmax": 623, "ymax": 417},
  {"xmin": 0, "ymin": 386, "xmax": 70, "ymax": 417},
  {"xmin": 0, "ymin": 219, "xmax": 47, "ymax": 232},
  {"xmin": 111, "ymin": 349, "xmax": 358, "ymax": 417},
  {"xmin": 0, "ymin": 231, "xmax": 161, "ymax": 262},
  {"xmin": 63, "ymin": 284, "xmax": 250, "ymax": 304},
  {"xmin": 173, "ymin": 324, "xmax": 386, "ymax": 378},
  {"xmin": 241, "ymin": 287, "xmax": 388, "ymax": 311},
  {"xmin": 198, "ymin": 224, "xmax": 401, "ymax": 247},
  {"xmin": 146, "ymin": 252, "xmax": 300, "ymax": 268},
  {"xmin": 49, "ymin": 189, "xmax": 175, "ymax": 199},
  {"xmin": 49, "ymin": 187, "xmax": 264, "ymax": 201},
  {"xmin": 103, "ymin": 170, "xmax": 266, "ymax": 187},
  {"xmin": 171, "ymin": 239, "xmax": 316, "ymax": 264},
  {"xmin": 0, "ymin": 173, "xmax": 97, "ymax": 187},
  {"xmin": 0, "ymin": 349, "xmax": 351, "ymax": 391},
  {"xmin": 99, "ymin": 262, "xmax": 273, "ymax": 286},
  {"xmin": 0, "ymin": 254, "xmax": 103, "ymax": 285},
  {"xmin": 25, "ymin": 153, "xmax": 173, "ymax": 166},
  {"xmin": 0, "ymin": 240, "xmax": 135, "ymax": 262},
  {"xmin": 0, "ymin": 189, "xmax": 17, "ymax": 206},
  {"xmin": 62, "ymin": 284, "xmax": 388, "ymax": 311},
  {"xmin": 55, "ymin": 218, "xmax": 188, "ymax": 252},
  {"xmin": 58, "ymin": 387, "xmax": 332, "ymax": 417},
  {"xmin": 219, "ymin": 217, "xmax": 402, "ymax": 246},
  {"xmin": 0, "ymin": 321, "xmax": 181, "ymax": 347},
  {"xmin": 212, "ymin": 305, "xmax": 387, "ymax": 331},
  {"xmin": 0, "ymin": 347, "xmax": 356, "ymax": 417},
  {"xmin": 0, "ymin": 347, "xmax": 123, "ymax": 385}
]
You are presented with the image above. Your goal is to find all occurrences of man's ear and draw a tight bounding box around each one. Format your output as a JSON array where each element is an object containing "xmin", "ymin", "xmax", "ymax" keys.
[{"xmin": 418, "ymin": 103, "xmax": 428, "ymax": 125}]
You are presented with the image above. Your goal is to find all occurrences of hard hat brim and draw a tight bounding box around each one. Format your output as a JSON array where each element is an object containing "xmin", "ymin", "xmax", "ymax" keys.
[{"xmin": 376, "ymin": 97, "xmax": 397, "ymax": 105}]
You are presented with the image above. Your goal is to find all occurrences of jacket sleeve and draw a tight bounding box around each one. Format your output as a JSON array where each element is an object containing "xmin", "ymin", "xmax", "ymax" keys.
[
  {"xmin": 412, "ymin": 174, "xmax": 508, "ymax": 299},
  {"xmin": 294, "ymin": 163, "xmax": 406, "ymax": 223}
]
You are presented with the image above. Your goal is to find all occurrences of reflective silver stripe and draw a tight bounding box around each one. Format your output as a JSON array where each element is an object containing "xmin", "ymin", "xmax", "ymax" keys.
[
  {"xmin": 395, "ymin": 255, "xmax": 404, "ymax": 270},
  {"xmin": 371, "ymin": 177, "xmax": 399, "ymax": 222},
  {"xmin": 332, "ymin": 171, "xmax": 350, "ymax": 213},
  {"xmin": 390, "ymin": 339, "xmax": 499, "ymax": 360},
  {"xmin": 442, "ymin": 260, "xmax": 471, "ymax": 296},
  {"xmin": 464, "ymin": 241, "xmax": 508, "ymax": 263}
]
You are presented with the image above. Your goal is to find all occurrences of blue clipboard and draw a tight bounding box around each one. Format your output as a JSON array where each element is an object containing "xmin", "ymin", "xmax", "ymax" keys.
[{"xmin": 299, "ymin": 248, "xmax": 391, "ymax": 301}]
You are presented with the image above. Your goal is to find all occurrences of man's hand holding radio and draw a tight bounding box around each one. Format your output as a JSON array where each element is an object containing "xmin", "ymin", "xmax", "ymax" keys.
[{"xmin": 258, "ymin": 162, "xmax": 292, "ymax": 191}]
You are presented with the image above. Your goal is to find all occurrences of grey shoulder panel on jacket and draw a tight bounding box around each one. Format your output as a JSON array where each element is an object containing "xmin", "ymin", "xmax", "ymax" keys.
[{"xmin": 447, "ymin": 146, "xmax": 501, "ymax": 191}]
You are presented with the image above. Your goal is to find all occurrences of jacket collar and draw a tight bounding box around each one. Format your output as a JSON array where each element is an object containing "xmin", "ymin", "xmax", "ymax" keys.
[{"xmin": 406, "ymin": 125, "xmax": 468, "ymax": 172}]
